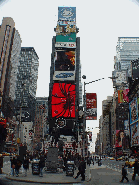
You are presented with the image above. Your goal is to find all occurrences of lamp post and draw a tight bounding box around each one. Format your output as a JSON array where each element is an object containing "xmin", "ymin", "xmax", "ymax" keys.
[{"xmin": 82, "ymin": 76, "xmax": 117, "ymax": 158}]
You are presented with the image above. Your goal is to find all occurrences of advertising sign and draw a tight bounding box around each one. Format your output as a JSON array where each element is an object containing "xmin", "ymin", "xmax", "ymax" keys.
[
  {"xmin": 86, "ymin": 93, "xmax": 97, "ymax": 120},
  {"xmin": 55, "ymin": 23, "xmax": 76, "ymax": 35},
  {"xmin": 88, "ymin": 132, "xmax": 92, "ymax": 142},
  {"xmin": 55, "ymin": 42, "xmax": 76, "ymax": 48},
  {"xmin": 129, "ymin": 98, "xmax": 138, "ymax": 125},
  {"xmin": 130, "ymin": 121, "xmax": 139, "ymax": 146},
  {"xmin": 115, "ymin": 71, "xmax": 127, "ymax": 85},
  {"xmin": 115, "ymin": 130, "xmax": 124, "ymax": 148},
  {"xmin": 58, "ymin": 7, "xmax": 76, "ymax": 22},
  {"xmin": 54, "ymin": 50, "xmax": 75, "ymax": 71},
  {"xmin": 118, "ymin": 89, "xmax": 129, "ymax": 103},
  {"xmin": 124, "ymin": 120, "xmax": 129, "ymax": 136},
  {"xmin": 56, "ymin": 33, "xmax": 76, "ymax": 42},
  {"xmin": 51, "ymin": 83, "xmax": 76, "ymax": 118},
  {"xmin": 53, "ymin": 71, "xmax": 75, "ymax": 81}
]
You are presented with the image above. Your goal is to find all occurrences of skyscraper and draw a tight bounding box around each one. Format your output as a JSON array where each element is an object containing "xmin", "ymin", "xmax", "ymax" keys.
[
  {"xmin": 15, "ymin": 47, "xmax": 39, "ymax": 123},
  {"xmin": 0, "ymin": 17, "xmax": 22, "ymax": 118},
  {"xmin": 48, "ymin": 7, "xmax": 81, "ymax": 140}
]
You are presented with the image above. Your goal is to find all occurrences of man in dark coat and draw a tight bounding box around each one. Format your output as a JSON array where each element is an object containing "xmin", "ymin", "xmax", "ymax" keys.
[
  {"xmin": 132, "ymin": 158, "xmax": 139, "ymax": 180},
  {"xmin": 74, "ymin": 157, "xmax": 86, "ymax": 181},
  {"xmin": 15, "ymin": 156, "xmax": 22, "ymax": 177},
  {"xmin": 23, "ymin": 156, "xmax": 29, "ymax": 176},
  {"xmin": 120, "ymin": 165, "xmax": 129, "ymax": 183},
  {"xmin": 39, "ymin": 154, "xmax": 45, "ymax": 177}
]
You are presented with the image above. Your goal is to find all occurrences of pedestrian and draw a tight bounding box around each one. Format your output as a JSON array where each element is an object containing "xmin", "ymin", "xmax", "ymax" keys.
[
  {"xmin": 10, "ymin": 156, "xmax": 15, "ymax": 176},
  {"xmin": 23, "ymin": 156, "xmax": 29, "ymax": 177},
  {"xmin": 87, "ymin": 157, "xmax": 91, "ymax": 166},
  {"xmin": 74, "ymin": 157, "xmax": 86, "ymax": 181},
  {"xmin": 39, "ymin": 154, "xmax": 45, "ymax": 177},
  {"xmin": 132, "ymin": 158, "xmax": 139, "ymax": 181},
  {"xmin": 15, "ymin": 156, "xmax": 22, "ymax": 177},
  {"xmin": 120, "ymin": 165, "xmax": 129, "ymax": 183}
]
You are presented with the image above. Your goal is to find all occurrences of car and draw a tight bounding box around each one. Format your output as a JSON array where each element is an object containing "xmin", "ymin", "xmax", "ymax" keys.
[
  {"xmin": 109, "ymin": 157, "xmax": 115, "ymax": 160},
  {"xmin": 125, "ymin": 158, "xmax": 135, "ymax": 168},
  {"xmin": 1, "ymin": 152, "xmax": 10, "ymax": 156},
  {"xmin": 117, "ymin": 157, "xmax": 123, "ymax": 161}
]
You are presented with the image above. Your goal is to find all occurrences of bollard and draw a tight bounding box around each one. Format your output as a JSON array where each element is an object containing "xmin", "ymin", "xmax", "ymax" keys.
[
  {"xmin": 111, "ymin": 164, "xmax": 112, "ymax": 169},
  {"xmin": 114, "ymin": 164, "xmax": 116, "ymax": 171}
]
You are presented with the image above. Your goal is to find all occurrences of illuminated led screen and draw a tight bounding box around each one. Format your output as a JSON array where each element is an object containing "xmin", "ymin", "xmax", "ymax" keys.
[
  {"xmin": 51, "ymin": 83, "xmax": 76, "ymax": 118},
  {"xmin": 55, "ymin": 50, "xmax": 75, "ymax": 71}
]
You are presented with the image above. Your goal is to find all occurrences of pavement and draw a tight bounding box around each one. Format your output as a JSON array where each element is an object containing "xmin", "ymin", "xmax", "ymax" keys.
[
  {"xmin": 1, "ymin": 160, "xmax": 91, "ymax": 184},
  {"xmin": 1, "ymin": 160, "xmax": 139, "ymax": 184}
]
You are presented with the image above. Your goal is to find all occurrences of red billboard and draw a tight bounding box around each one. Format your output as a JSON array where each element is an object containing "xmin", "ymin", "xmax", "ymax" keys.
[
  {"xmin": 51, "ymin": 83, "xmax": 76, "ymax": 118},
  {"xmin": 86, "ymin": 93, "xmax": 97, "ymax": 120}
]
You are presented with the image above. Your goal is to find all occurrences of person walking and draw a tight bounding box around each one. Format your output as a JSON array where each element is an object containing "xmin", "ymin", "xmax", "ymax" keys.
[
  {"xmin": 132, "ymin": 158, "xmax": 139, "ymax": 181},
  {"xmin": 120, "ymin": 165, "xmax": 129, "ymax": 183},
  {"xmin": 74, "ymin": 157, "xmax": 86, "ymax": 181},
  {"xmin": 10, "ymin": 156, "xmax": 15, "ymax": 176},
  {"xmin": 23, "ymin": 156, "xmax": 29, "ymax": 177},
  {"xmin": 39, "ymin": 154, "xmax": 45, "ymax": 177}
]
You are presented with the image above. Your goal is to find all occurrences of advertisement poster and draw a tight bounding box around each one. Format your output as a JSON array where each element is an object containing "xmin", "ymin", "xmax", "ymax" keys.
[
  {"xmin": 51, "ymin": 83, "xmax": 76, "ymax": 118},
  {"xmin": 118, "ymin": 89, "xmax": 129, "ymax": 103},
  {"xmin": 54, "ymin": 50, "xmax": 75, "ymax": 71},
  {"xmin": 53, "ymin": 71, "xmax": 75, "ymax": 81},
  {"xmin": 124, "ymin": 120, "xmax": 129, "ymax": 136},
  {"xmin": 58, "ymin": 7, "xmax": 76, "ymax": 22},
  {"xmin": 129, "ymin": 98, "xmax": 138, "ymax": 125},
  {"xmin": 56, "ymin": 33, "xmax": 76, "ymax": 42},
  {"xmin": 130, "ymin": 122, "xmax": 139, "ymax": 146},
  {"xmin": 115, "ymin": 130, "xmax": 124, "ymax": 148},
  {"xmin": 132, "ymin": 59, "xmax": 139, "ymax": 80},
  {"xmin": 55, "ymin": 42, "xmax": 76, "ymax": 48},
  {"xmin": 86, "ymin": 93, "xmax": 97, "ymax": 120},
  {"xmin": 55, "ymin": 23, "xmax": 76, "ymax": 35}
]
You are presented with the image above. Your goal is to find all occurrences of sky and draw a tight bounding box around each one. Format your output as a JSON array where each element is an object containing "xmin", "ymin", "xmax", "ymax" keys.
[{"xmin": 0, "ymin": 0, "xmax": 139, "ymax": 152}]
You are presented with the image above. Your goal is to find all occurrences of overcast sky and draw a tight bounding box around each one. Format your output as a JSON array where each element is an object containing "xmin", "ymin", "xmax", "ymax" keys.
[{"xmin": 0, "ymin": 0, "xmax": 139, "ymax": 152}]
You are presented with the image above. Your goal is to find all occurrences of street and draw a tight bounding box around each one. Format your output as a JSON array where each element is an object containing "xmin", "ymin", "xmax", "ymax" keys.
[{"xmin": 0, "ymin": 157, "xmax": 138, "ymax": 185}]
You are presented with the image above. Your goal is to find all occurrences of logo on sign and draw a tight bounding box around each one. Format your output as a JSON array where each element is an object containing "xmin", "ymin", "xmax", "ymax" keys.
[{"xmin": 55, "ymin": 73, "xmax": 74, "ymax": 78}]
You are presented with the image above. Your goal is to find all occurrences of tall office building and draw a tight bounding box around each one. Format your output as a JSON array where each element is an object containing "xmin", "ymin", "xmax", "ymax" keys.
[
  {"xmin": 15, "ymin": 47, "xmax": 39, "ymax": 123},
  {"xmin": 0, "ymin": 17, "xmax": 22, "ymax": 118},
  {"xmin": 48, "ymin": 7, "xmax": 81, "ymax": 140},
  {"xmin": 114, "ymin": 37, "xmax": 139, "ymax": 76}
]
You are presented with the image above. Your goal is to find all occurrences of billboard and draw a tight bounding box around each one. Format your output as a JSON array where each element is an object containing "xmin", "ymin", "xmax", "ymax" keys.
[
  {"xmin": 118, "ymin": 89, "xmax": 129, "ymax": 103},
  {"xmin": 54, "ymin": 50, "xmax": 75, "ymax": 71},
  {"xmin": 115, "ymin": 130, "xmax": 124, "ymax": 148},
  {"xmin": 55, "ymin": 22, "xmax": 76, "ymax": 35},
  {"xmin": 86, "ymin": 93, "xmax": 97, "ymax": 120},
  {"xmin": 129, "ymin": 98, "xmax": 138, "ymax": 125},
  {"xmin": 112, "ymin": 70, "xmax": 127, "ymax": 87},
  {"xmin": 56, "ymin": 33, "xmax": 76, "ymax": 42},
  {"xmin": 58, "ymin": 7, "xmax": 76, "ymax": 22},
  {"xmin": 55, "ymin": 42, "xmax": 76, "ymax": 48},
  {"xmin": 51, "ymin": 83, "xmax": 76, "ymax": 118},
  {"xmin": 130, "ymin": 121, "xmax": 139, "ymax": 146},
  {"xmin": 53, "ymin": 50, "xmax": 75, "ymax": 81},
  {"xmin": 124, "ymin": 120, "xmax": 129, "ymax": 136}
]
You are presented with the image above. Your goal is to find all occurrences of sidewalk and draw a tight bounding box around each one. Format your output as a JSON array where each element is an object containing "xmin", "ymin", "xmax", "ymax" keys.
[{"xmin": 2, "ymin": 161, "xmax": 91, "ymax": 184}]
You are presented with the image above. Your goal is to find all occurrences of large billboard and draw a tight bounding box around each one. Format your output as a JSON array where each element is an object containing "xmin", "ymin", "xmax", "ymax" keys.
[
  {"xmin": 112, "ymin": 70, "xmax": 128, "ymax": 87},
  {"xmin": 53, "ymin": 50, "xmax": 75, "ymax": 81},
  {"xmin": 86, "ymin": 93, "xmax": 97, "ymax": 120},
  {"xmin": 115, "ymin": 130, "xmax": 124, "ymax": 148},
  {"xmin": 56, "ymin": 33, "xmax": 76, "ymax": 42},
  {"xmin": 58, "ymin": 7, "xmax": 76, "ymax": 22},
  {"xmin": 118, "ymin": 89, "xmax": 129, "ymax": 103},
  {"xmin": 51, "ymin": 83, "xmax": 76, "ymax": 118},
  {"xmin": 55, "ymin": 22, "xmax": 76, "ymax": 35},
  {"xmin": 129, "ymin": 98, "xmax": 138, "ymax": 125},
  {"xmin": 130, "ymin": 121, "xmax": 139, "ymax": 147}
]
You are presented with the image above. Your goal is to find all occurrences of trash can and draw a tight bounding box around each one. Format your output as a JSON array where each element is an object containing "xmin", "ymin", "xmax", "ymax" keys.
[
  {"xmin": 66, "ymin": 161, "xmax": 74, "ymax": 176},
  {"xmin": 32, "ymin": 160, "xmax": 40, "ymax": 175}
]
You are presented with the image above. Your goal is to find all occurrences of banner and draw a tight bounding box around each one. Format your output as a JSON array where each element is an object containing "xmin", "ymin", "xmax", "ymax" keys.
[
  {"xmin": 56, "ymin": 33, "xmax": 76, "ymax": 42},
  {"xmin": 118, "ymin": 90, "xmax": 123, "ymax": 103},
  {"xmin": 58, "ymin": 7, "xmax": 76, "ymax": 22},
  {"xmin": 129, "ymin": 98, "xmax": 138, "ymax": 125},
  {"xmin": 86, "ymin": 93, "xmax": 97, "ymax": 120},
  {"xmin": 115, "ymin": 130, "xmax": 124, "ymax": 148},
  {"xmin": 130, "ymin": 121, "xmax": 139, "ymax": 146},
  {"xmin": 118, "ymin": 89, "xmax": 129, "ymax": 103}
]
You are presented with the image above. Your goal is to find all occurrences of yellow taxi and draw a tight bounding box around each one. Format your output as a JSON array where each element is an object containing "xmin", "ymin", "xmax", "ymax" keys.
[
  {"xmin": 125, "ymin": 158, "xmax": 135, "ymax": 168},
  {"xmin": 109, "ymin": 157, "xmax": 115, "ymax": 160},
  {"xmin": 117, "ymin": 157, "xmax": 123, "ymax": 161},
  {"xmin": 1, "ymin": 152, "xmax": 10, "ymax": 156}
]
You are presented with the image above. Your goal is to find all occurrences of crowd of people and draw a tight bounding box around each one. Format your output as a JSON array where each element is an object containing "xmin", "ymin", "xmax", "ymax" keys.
[{"xmin": 9, "ymin": 152, "xmax": 139, "ymax": 182}]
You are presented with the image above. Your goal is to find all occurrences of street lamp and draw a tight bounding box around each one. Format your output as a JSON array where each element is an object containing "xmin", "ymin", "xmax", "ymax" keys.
[{"xmin": 82, "ymin": 76, "xmax": 115, "ymax": 158}]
